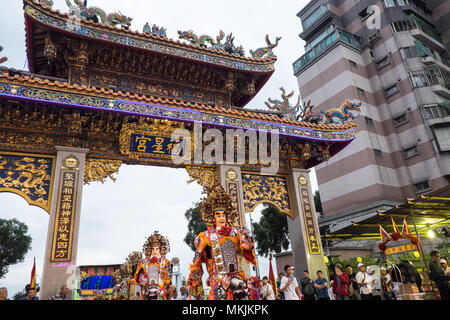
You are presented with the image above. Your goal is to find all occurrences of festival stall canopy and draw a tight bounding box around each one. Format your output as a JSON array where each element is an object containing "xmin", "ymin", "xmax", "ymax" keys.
[{"xmin": 322, "ymin": 185, "xmax": 450, "ymax": 241}]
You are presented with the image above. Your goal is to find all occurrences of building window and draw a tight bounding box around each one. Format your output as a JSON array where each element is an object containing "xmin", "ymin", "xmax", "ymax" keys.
[
  {"xmin": 433, "ymin": 125, "xmax": 450, "ymax": 152},
  {"xmin": 385, "ymin": 85, "xmax": 399, "ymax": 97},
  {"xmin": 404, "ymin": 145, "xmax": 419, "ymax": 159},
  {"xmin": 349, "ymin": 60, "xmax": 357, "ymax": 68},
  {"xmin": 415, "ymin": 180, "xmax": 430, "ymax": 193},
  {"xmin": 357, "ymin": 87, "xmax": 366, "ymax": 97},
  {"xmin": 400, "ymin": 47, "xmax": 418, "ymax": 59},
  {"xmin": 305, "ymin": 25, "xmax": 335, "ymax": 52},
  {"xmin": 384, "ymin": 0, "xmax": 395, "ymax": 7},
  {"xmin": 376, "ymin": 56, "xmax": 390, "ymax": 70},
  {"xmin": 303, "ymin": 4, "xmax": 330, "ymax": 30},
  {"xmin": 393, "ymin": 113, "xmax": 408, "ymax": 126},
  {"xmin": 359, "ymin": 7, "xmax": 374, "ymax": 20},
  {"xmin": 365, "ymin": 117, "xmax": 374, "ymax": 127},
  {"xmin": 397, "ymin": 0, "xmax": 406, "ymax": 5},
  {"xmin": 374, "ymin": 149, "xmax": 383, "ymax": 157}
]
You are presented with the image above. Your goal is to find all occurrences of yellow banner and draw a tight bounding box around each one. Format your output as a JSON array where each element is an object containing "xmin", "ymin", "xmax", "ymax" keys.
[{"xmin": 385, "ymin": 243, "xmax": 416, "ymax": 255}]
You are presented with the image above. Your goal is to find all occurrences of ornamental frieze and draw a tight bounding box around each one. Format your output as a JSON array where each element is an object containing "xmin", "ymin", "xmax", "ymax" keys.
[{"xmin": 0, "ymin": 81, "xmax": 355, "ymax": 143}]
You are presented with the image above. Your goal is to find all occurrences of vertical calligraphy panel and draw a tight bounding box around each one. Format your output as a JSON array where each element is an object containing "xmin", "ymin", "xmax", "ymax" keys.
[
  {"xmin": 298, "ymin": 176, "xmax": 321, "ymax": 255},
  {"xmin": 50, "ymin": 169, "xmax": 79, "ymax": 262}
]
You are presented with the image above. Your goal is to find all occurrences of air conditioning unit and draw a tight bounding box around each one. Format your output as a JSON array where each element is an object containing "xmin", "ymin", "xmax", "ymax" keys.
[{"xmin": 367, "ymin": 31, "xmax": 381, "ymax": 46}]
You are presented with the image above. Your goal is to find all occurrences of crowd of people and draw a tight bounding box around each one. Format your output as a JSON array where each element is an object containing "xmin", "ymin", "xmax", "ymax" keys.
[
  {"xmin": 272, "ymin": 250, "xmax": 449, "ymax": 301},
  {"xmin": 1, "ymin": 250, "xmax": 448, "ymax": 301}
]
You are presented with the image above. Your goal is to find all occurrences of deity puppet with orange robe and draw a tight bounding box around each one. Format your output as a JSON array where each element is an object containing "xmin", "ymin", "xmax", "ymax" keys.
[
  {"xmin": 187, "ymin": 183, "xmax": 257, "ymax": 300},
  {"xmin": 134, "ymin": 231, "xmax": 172, "ymax": 300}
]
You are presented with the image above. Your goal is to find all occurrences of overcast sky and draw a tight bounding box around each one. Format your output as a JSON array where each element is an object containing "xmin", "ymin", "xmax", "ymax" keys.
[{"xmin": 0, "ymin": 0, "xmax": 317, "ymax": 298}]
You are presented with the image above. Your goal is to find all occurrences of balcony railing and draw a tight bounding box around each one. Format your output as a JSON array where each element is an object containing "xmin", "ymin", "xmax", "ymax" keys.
[
  {"xmin": 409, "ymin": 66, "xmax": 450, "ymax": 88},
  {"xmin": 293, "ymin": 28, "xmax": 362, "ymax": 75},
  {"xmin": 420, "ymin": 102, "xmax": 450, "ymax": 119},
  {"xmin": 391, "ymin": 15, "xmax": 442, "ymax": 43}
]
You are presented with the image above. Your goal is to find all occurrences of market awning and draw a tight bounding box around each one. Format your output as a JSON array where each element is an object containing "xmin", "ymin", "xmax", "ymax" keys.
[{"xmin": 322, "ymin": 185, "xmax": 450, "ymax": 241}]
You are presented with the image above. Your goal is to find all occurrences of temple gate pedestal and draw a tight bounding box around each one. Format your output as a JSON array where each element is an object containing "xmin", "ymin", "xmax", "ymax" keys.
[
  {"xmin": 40, "ymin": 146, "xmax": 89, "ymax": 299},
  {"xmin": 287, "ymin": 169, "xmax": 329, "ymax": 281}
]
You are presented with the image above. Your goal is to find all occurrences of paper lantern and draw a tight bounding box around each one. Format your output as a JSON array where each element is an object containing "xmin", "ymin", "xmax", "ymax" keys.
[
  {"xmin": 356, "ymin": 257, "xmax": 363, "ymax": 263},
  {"xmin": 324, "ymin": 256, "xmax": 329, "ymax": 264},
  {"xmin": 410, "ymin": 237, "xmax": 419, "ymax": 245},
  {"xmin": 413, "ymin": 251, "xmax": 420, "ymax": 258}
]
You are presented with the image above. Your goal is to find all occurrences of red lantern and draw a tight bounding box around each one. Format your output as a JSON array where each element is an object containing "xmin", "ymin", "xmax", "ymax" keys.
[
  {"xmin": 378, "ymin": 243, "xmax": 386, "ymax": 251},
  {"xmin": 391, "ymin": 232, "xmax": 401, "ymax": 241},
  {"xmin": 410, "ymin": 237, "xmax": 419, "ymax": 245}
]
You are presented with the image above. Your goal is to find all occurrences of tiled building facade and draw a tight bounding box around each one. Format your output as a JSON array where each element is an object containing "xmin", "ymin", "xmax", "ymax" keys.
[{"xmin": 294, "ymin": 0, "xmax": 450, "ymax": 233}]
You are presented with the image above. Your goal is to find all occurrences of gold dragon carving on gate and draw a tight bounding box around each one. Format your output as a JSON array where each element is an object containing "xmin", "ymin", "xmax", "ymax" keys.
[
  {"xmin": 241, "ymin": 174, "xmax": 293, "ymax": 218},
  {"xmin": 0, "ymin": 154, "xmax": 55, "ymax": 212}
]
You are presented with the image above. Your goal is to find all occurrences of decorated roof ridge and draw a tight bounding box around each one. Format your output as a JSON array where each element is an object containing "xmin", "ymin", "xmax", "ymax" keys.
[
  {"xmin": 25, "ymin": 0, "xmax": 278, "ymax": 65},
  {"xmin": 0, "ymin": 71, "xmax": 356, "ymax": 132}
]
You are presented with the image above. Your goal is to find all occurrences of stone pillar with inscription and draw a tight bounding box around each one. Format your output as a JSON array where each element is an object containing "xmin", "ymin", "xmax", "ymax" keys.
[
  {"xmin": 216, "ymin": 165, "xmax": 251, "ymax": 278},
  {"xmin": 287, "ymin": 169, "xmax": 328, "ymax": 281},
  {"xmin": 40, "ymin": 146, "xmax": 89, "ymax": 300}
]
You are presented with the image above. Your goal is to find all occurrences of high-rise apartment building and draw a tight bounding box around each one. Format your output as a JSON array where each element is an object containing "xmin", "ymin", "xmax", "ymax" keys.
[{"xmin": 294, "ymin": 0, "xmax": 450, "ymax": 233}]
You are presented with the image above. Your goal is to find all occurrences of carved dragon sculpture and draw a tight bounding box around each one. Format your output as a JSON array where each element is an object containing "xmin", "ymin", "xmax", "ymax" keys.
[
  {"xmin": 65, "ymin": 0, "xmax": 133, "ymax": 29},
  {"xmin": 223, "ymin": 33, "xmax": 245, "ymax": 56},
  {"xmin": 250, "ymin": 35, "xmax": 282, "ymax": 58},
  {"xmin": 177, "ymin": 30, "xmax": 216, "ymax": 47},
  {"xmin": 320, "ymin": 100, "xmax": 362, "ymax": 124},
  {"xmin": 177, "ymin": 29, "xmax": 245, "ymax": 56},
  {"xmin": 209, "ymin": 30, "xmax": 226, "ymax": 50},
  {"xmin": 265, "ymin": 87, "xmax": 301, "ymax": 120}
]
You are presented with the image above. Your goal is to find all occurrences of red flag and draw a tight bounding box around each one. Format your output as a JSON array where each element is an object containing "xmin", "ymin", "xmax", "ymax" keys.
[
  {"xmin": 268, "ymin": 255, "xmax": 278, "ymax": 296},
  {"xmin": 30, "ymin": 257, "xmax": 36, "ymax": 289},
  {"xmin": 379, "ymin": 224, "xmax": 392, "ymax": 243},
  {"xmin": 391, "ymin": 216, "xmax": 401, "ymax": 234},
  {"xmin": 402, "ymin": 216, "xmax": 413, "ymax": 238}
]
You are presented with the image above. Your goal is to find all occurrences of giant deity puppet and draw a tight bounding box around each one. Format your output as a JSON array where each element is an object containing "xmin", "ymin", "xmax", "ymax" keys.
[
  {"xmin": 134, "ymin": 231, "xmax": 172, "ymax": 300},
  {"xmin": 187, "ymin": 183, "xmax": 257, "ymax": 300}
]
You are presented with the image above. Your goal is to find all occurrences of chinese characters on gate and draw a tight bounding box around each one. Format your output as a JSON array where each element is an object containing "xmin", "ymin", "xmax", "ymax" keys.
[
  {"xmin": 130, "ymin": 134, "xmax": 183, "ymax": 156},
  {"xmin": 51, "ymin": 170, "xmax": 78, "ymax": 262},
  {"xmin": 298, "ymin": 176, "xmax": 321, "ymax": 255}
]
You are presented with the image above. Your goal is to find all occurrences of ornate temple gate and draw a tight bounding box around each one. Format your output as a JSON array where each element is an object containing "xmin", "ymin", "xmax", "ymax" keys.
[{"xmin": 0, "ymin": 0, "xmax": 356, "ymax": 299}]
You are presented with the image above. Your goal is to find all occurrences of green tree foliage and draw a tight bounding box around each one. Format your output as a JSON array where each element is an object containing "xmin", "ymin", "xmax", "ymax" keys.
[
  {"xmin": 0, "ymin": 218, "xmax": 32, "ymax": 279},
  {"xmin": 252, "ymin": 204, "xmax": 290, "ymax": 257},
  {"xmin": 314, "ymin": 190, "xmax": 322, "ymax": 215},
  {"xmin": 183, "ymin": 203, "xmax": 207, "ymax": 252}
]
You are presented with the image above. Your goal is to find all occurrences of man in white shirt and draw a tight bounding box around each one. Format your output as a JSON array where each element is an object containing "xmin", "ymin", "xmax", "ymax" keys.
[
  {"xmin": 355, "ymin": 263, "xmax": 374, "ymax": 300},
  {"xmin": 280, "ymin": 265, "xmax": 302, "ymax": 300},
  {"xmin": 368, "ymin": 266, "xmax": 382, "ymax": 300}
]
